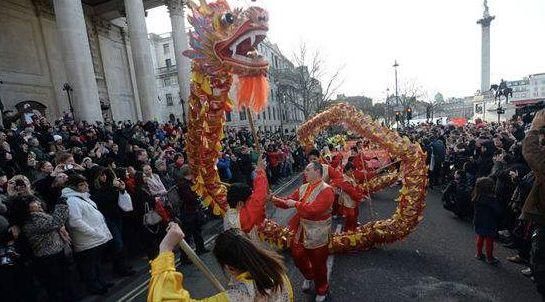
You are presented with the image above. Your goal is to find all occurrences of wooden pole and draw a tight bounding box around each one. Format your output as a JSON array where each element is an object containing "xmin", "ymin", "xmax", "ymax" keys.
[
  {"xmin": 245, "ymin": 107, "xmax": 261, "ymax": 153},
  {"xmin": 178, "ymin": 239, "xmax": 225, "ymax": 292}
]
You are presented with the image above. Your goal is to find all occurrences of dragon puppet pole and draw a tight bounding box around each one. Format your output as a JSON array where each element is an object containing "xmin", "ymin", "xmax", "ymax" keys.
[
  {"xmin": 177, "ymin": 239, "xmax": 226, "ymax": 292},
  {"xmin": 173, "ymin": 219, "xmax": 225, "ymax": 292},
  {"xmin": 245, "ymin": 107, "xmax": 261, "ymax": 153}
]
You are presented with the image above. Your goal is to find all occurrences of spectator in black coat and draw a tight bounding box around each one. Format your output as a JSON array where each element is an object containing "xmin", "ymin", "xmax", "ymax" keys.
[
  {"xmin": 442, "ymin": 170, "xmax": 472, "ymax": 219},
  {"xmin": 176, "ymin": 165, "xmax": 208, "ymax": 256},
  {"xmin": 476, "ymin": 140, "xmax": 496, "ymax": 177},
  {"xmin": 90, "ymin": 167, "xmax": 134, "ymax": 277}
]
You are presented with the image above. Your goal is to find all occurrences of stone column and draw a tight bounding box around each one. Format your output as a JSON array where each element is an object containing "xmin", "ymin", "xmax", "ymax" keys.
[
  {"xmin": 477, "ymin": 1, "xmax": 494, "ymax": 94},
  {"xmin": 52, "ymin": 0, "xmax": 103, "ymax": 122},
  {"xmin": 166, "ymin": 0, "xmax": 190, "ymax": 123},
  {"xmin": 480, "ymin": 24, "xmax": 491, "ymax": 93},
  {"xmin": 124, "ymin": 0, "xmax": 158, "ymax": 121}
]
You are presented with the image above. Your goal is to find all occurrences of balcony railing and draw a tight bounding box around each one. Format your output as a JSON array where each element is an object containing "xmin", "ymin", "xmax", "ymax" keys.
[{"xmin": 157, "ymin": 65, "xmax": 177, "ymax": 75}]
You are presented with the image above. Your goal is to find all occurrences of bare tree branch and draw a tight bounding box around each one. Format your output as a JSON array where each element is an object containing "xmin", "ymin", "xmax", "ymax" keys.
[{"xmin": 274, "ymin": 42, "xmax": 344, "ymax": 120}]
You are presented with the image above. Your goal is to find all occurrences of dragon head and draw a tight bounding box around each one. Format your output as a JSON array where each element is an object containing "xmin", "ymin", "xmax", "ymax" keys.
[{"xmin": 184, "ymin": 0, "xmax": 269, "ymax": 76}]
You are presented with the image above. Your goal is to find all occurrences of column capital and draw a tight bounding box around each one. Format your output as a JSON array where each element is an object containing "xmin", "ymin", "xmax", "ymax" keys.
[
  {"xmin": 165, "ymin": 0, "xmax": 185, "ymax": 16},
  {"xmin": 32, "ymin": 0, "xmax": 54, "ymax": 18},
  {"xmin": 91, "ymin": 15, "xmax": 113, "ymax": 37}
]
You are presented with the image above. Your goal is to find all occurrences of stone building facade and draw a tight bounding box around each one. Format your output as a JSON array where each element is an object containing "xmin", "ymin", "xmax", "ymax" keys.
[
  {"xmin": 148, "ymin": 32, "xmax": 306, "ymax": 132},
  {"xmin": 0, "ymin": 0, "xmax": 189, "ymax": 124}
]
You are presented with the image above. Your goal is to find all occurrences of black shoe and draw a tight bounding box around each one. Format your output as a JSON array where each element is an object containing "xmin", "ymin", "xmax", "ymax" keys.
[
  {"xmin": 100, "ymin": 281, "xmax": 114, "ymax": 288},
  {"xmin": 487, "ymin": 257, "xmax": 500, "ymax": 265},
  {"xmin": 88, "ymin": 286, "xmax": 107, "ymax": 295},
  {"xmin": 115, "ymin": 268, "xmax": 136, "ymax": 277},
  {"xmin": 196, "ymin": 248, "xmax": 210, "ymax": 255},
  {"xmin": 503, "ymin": 242, "xmax": 517, "ymax": 249},
  {"xmin": 475, "ymin": 254, "xmax": 485, "ymax": 261}
]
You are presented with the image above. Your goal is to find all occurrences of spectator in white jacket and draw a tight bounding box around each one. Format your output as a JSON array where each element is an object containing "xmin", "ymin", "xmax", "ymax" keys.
[{"xmin": 62, "ymin": 173, "xmax": 112, "ymax": 295}]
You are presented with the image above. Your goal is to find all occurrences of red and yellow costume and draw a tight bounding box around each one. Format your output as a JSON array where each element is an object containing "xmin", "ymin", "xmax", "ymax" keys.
[
  {"xmin": 223, "ymin": 168, "xmax": 268, "ymax": 243},
  {"xmin": 306, "ymin": 162, "xmax": 343, "ymax": 217},
  {"xmin": 330, "ymin": 153, "xmax": 344, "ymax": 171},
  {"xmin": 272, "ymin": 180, "xmax": 335, "ymax": 296},
  {"xmin": 331, "ymin": 173, "xmax": 367, "ymax": 232}
]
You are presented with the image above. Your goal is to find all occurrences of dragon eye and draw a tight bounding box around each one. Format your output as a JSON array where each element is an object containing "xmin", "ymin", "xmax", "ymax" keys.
[{"xmin": 221, "ymin": 13, "xmax": 235, "ymax": 25}]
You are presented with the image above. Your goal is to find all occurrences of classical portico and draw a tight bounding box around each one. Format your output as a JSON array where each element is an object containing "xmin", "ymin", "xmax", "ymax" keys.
[{"xmin": 0, "ymin": 0, "xmax": 190, "ymax": 123}]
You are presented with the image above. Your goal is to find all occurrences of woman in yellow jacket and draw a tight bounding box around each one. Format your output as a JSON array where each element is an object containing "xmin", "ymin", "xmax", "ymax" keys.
[{"xmin": 148, "ymin": 223, "xmax": 293, "ymax": 302}]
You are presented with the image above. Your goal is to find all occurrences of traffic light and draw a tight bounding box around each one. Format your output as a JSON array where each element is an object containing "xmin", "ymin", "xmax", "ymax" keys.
[
  {"xmin": 395, "ymin": 111, "xmax": 401, "ymax": 121},
  {"xmin": 406, "ymin": 107, "xmax": 413, "ymax": 120}
]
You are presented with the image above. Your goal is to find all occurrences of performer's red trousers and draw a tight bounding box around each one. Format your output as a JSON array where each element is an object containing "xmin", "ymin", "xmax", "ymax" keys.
[
  {"xmin": 342, "ymin": 206, "xmax": 359, "ymax": 232},
  {"xmin": 291, "ymin": 241, "xmax": 330, "ymax": 295}
]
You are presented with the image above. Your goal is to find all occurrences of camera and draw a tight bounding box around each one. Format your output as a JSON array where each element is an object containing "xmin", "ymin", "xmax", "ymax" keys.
[
  {"xmin": 64, "ymin": 164, "xmax": 74, "ymax": 170},
  {"xmin": 0, "ymin": 242, "xmax": 20, "ymax": 267},
  {"xmin": 14, "ymin": 179, "xmax": 25, "ymax": 187}
]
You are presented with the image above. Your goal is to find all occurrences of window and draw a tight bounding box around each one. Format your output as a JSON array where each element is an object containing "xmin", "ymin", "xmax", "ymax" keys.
[
  {"xmin": 165, "ymin": 59, "xmax": 172, "ymax": 67},
  {"xmin": 163, "ymin": 77, "xmax": 171, "ymax": 87},
  {"xmin": 166, "ymin": 93, "xmax": 173, "ymax": 106},
  {"xmin": 263, "ymin": 111, "xmax": 266, "ymax": 120},
  {"xmin": 225, "ymin": 111, "xmax": 232, "ymax": 122},
  {"xmin": 268, "ymin": 107, "xmax": 271, "ymax": 120},
  {"xmin": 239, "ymin": 110, "xmax": 247, "ymax": 121},
  {"xmin": 163, "ymin": 44, "xmax": 170, "ymax": 55},
  {"xmin": 273, "ymin": 107, "xmax": 276, "ymax": 120}
]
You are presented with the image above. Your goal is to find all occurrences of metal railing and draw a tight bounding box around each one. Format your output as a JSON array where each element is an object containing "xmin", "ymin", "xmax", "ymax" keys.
[{"xmin": 157, "ymin": 65, "xmax": 177, "ymax": 74}]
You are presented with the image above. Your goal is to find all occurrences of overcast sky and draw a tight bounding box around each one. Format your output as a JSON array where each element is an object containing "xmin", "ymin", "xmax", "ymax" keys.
[{"xmin": 146, "ymin": 0, "xmax": 545, "ymax": 101}]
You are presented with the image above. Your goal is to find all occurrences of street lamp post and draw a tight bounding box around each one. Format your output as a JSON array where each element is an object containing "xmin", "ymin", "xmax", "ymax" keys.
[
  {"xmin": 0, "ymin": 80, "xmax": 4, "ymax": 127},
  {"xmin": 393, "ymin": 60, "xmax": 399, "ymax": 107},
  {"xmin": 393, "ymin": 60, "xmax": 402, "ymax": 129},
  {"xmin": 278, "ymin": 89, "xmax": 286, "ymax": 138},
  {"xmin": 385, "ymin": 88, "xmax": 390, "ymax": 126},
  {"xmin": 179, "ymin": 96, "xmax": 187, "ymax": 125},
  {"xmin": 62, "ymin": 83, "xmax": 74, "ymax": 120}
]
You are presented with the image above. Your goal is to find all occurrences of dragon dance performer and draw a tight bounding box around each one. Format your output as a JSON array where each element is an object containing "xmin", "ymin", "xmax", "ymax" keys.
[
  {"xmin": 347, "ymin": 146, "xmax": 377, "ymax": 183},
  {"xmin": 223, "ymin": 156, "xmax": 268, "ymax": 243},
  {"xmin": 271, "ymin": 162, "xmax": 335, "ymax": 302},
  {"xmin": 329, "ymin": 153, "xmax": 344, "ymax": 173},
  {"xmin": 336, "ymin": 162, "xmax": 368, "ymax": 232},
  {"xmin": 148, "ymin": 223, "xmax": 293, "ymax": 302},
  {"xmin": 308, "ymin": 149, "xmax": 343, "ymax": 184}
]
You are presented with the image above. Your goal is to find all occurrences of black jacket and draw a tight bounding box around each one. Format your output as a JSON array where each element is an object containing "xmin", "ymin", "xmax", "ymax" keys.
[{"xmin": 474, "ymin": 195, "xmax": 502, "ymax": 237}]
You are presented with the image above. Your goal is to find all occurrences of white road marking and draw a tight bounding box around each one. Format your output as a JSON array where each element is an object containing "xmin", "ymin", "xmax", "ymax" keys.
[{"xmin": 326, "ymin": 224, "xmax": 343, "ymax": 282}]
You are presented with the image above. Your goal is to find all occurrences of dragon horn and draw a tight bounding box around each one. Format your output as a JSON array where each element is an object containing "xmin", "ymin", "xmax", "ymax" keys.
[
  {"xmin": 185, "ymin": 0, "xmax": 199, "ymax": 12},
  {"xmin": 198, "ymin": 0, "xmax": 212, "ymax": 14}
]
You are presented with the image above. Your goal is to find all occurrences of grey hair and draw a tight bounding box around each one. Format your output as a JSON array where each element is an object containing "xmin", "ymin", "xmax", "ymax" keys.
[{"xmin": 310, "ymin": 161, "xmax": 323, "ymax": 176}]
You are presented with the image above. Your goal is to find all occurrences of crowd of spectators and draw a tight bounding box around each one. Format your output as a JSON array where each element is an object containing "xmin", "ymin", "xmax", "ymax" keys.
[
  {"xmin": 402, "ymin": 110, "xmax": 545, "ymax": 298},
  {"xmin": 0, "ymin": 107, "xmax": 303, "ymax": 301}
]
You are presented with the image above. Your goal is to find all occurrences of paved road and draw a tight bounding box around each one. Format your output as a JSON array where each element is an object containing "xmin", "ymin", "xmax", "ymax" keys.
[{"xmin": 108, "ymin": 182, "xmax": 541, "ymax": 302}]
